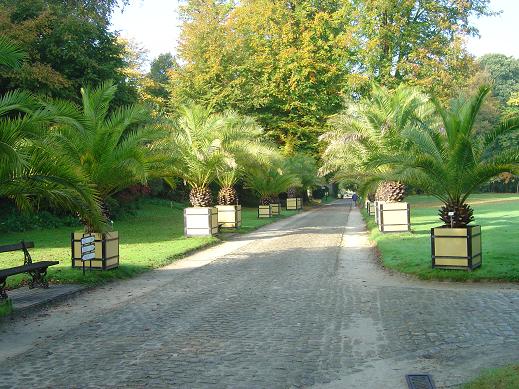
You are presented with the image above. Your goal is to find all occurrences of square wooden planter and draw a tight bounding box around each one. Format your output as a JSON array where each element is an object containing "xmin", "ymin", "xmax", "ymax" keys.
[
  {"xmin": 216, "ymin": 205, "xmax": 242, "ymax": 228},
  {"xmin": 71, "ymin": 231, "xmax": 119, "ymax": 270},
  {"xmin": 286, "ymin": 198, "xmax": 303, "ymax": 210},
  {"xmin": 374, "ymin": 201, "xmax": 385, "ymax": 224},
  {"xmin": 378, "ymin": 202, "xmax": 410, "ymax": 233},
  {"xmin": 431, "ymin": 225, "xmax": 482, "ymax": 270},
  {"xmin": 184, "ymin": 207, "xmax": 218, "ymax": 237},
  {"xmin": 271, "ymin": 203, "xmax": 281, "ymax": 216},
  {"xmin": 258, "ymin": 205, "xmax": 272, "ymax": 218}
]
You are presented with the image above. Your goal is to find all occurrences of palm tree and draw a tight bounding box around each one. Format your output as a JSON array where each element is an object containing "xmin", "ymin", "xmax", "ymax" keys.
[
  {"xmin": 49, "ymin": 82, "xmax": 156, "ymax": 231},
  {"xmin": 285, "ymin": 153, "xmax": 321, "ymax": 199},
  {"xmin": 370, "ymin": 85, "xmax": 519, "ymax": 227},
  {"xmin": 245, "ymin": 165, "xmax": 300, "ymax": 205},
  {"xmin": 0, "ymin": 36, "xmax": 26, "ymax": 68},
  {"xmin": 215, "ymin": 111, "xmax": 276, "ymax": 205},
  {"xmin": 320, "ymin": 83, "xmax": 434, "ymax": 201},
  {"xmin": 0, "ymin": 38, "xmax": 103, "ymax": 229},
  {"xmin": 163, "ymin": 105, "xmax": 275, "ymax": 207},
  {"xmin": 162, "ymin": 105, "xmax": 226, "ymax": 207}
]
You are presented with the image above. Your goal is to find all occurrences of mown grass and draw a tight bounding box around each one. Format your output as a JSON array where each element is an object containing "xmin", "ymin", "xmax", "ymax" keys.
[
  {"xmin": 363, "ymin": 193, "xmax": 519, "ymax": 281},
  {"xmin": 0, "ymin": 199, "xmax": 296, "ymax": 288},
  {"xmin": 462, "ymin": 364, "xmax": 519, "ymax": 389}
]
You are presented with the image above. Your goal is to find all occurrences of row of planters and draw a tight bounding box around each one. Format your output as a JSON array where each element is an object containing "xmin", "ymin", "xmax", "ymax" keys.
[{"xmin": 322, "ymin": 83, "xmax": 519, "ymax": 272}]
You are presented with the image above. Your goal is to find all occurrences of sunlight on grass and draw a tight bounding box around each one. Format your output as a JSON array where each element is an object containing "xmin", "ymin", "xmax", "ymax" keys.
[
  {"xmin": 364, "ymin": 193, "xmax": 519, "ymax": 281},
  {"xmin": 463, "ymin": 364, "xmax": 519, "ymax": 389},
  {"xmin": 0, "ymin": 200, "xmax": 296, "ymax": 288}
]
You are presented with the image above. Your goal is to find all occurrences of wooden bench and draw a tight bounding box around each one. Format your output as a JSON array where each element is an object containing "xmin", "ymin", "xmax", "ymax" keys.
[{"xmin": 0, "ymin": 241, "xmax": 59, "ymax": 301}]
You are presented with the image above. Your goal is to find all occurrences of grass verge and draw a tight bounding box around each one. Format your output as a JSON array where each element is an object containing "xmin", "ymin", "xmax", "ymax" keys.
[
  {"xmin": 362, "ymin": 193, "xmax": 519, "ymax": 282},
  {"xmin": 462, "ymin": 364, "xmax": 519, "ymax": 389},
  {"xmin": 0, "ymin": 199, "xmax": 298, "ymax": 288}
]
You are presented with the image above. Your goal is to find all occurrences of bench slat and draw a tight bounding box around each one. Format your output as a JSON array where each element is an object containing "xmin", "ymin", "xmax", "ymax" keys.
[
  {"xmin": 0, "ymin": 261, "xmax": 59, "ymax": 278},
  {"xmin": 0, "ymin": 241, "xmax": 35, "ymax": 253}
]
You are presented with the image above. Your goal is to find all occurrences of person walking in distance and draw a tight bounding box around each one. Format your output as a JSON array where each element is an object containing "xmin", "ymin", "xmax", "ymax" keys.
[{"xmin": 352, "ymin": 192, "xmax": 358, "ymax": 207}]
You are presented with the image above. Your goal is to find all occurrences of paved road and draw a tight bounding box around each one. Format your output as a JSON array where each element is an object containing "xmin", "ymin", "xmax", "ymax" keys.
[{"xmin": 1, "ymin": 201, "xmax": 519, "ymax": 388}]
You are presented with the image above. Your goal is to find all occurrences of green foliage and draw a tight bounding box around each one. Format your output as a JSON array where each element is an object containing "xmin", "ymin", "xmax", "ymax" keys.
[
  {"xmin": 171, "ymin": 0, "xmax": 491, "ymax": 153},
  {"xmin": 47, "ymin": 81, "xmax": 158, "ymax": 230},
  {"xmin": 320, "ymin": 83, "xmax": 433, "ymax": 195},
  {"xmin": 245, "ymin": 164, "xmax": 300, "ymax": 202},
  {"xmin": 0, "ymin": 36, "xmax": 25, "ymax": 68},
  {"xmin": 368, "ymin": 86, "xmax": 519, "ymax": 214},
  {"xmin": 0, "ymin": 0, "xmax": 136, "ymax": 106},
  {"xmin": 171, "ymin": 0, "xmax": 354, "ymax": 153},
  {"xmin": 0, "ymin": 61, "xmax": 103, "ymax": 230},
  {"xmin": 479, "ymin": 54, "xmax": 519, "ymax": 105},
  {"xmin": 0, "ymin": 208, "xmax": 80, "ymax": 233},
  {"xmin": 353, "ymin": 0, "xmax": 492, "ymax": 98},
  {"xmin": 285, "ymin": 152, "xmax": 321, "ymax": 191},
  {"xmin": 162, "ymin": 105, "xmax": 275, "ymax": 193}
]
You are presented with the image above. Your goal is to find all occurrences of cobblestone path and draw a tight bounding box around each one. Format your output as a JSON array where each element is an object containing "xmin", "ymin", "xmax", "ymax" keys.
[{"xmin": 1, "ymin": 201, "xmax": 519, "ymax": 388}]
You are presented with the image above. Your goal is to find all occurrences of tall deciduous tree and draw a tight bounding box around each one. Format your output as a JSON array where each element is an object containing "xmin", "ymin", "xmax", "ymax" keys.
[
  {"xmin": 170, "ymin": 0, "xmax": 354, "ymax": 154},
  {"xmin": 351, "ymin": 0, "xmax": 492, "ymax": 98},
  {"xmin": 171, "ymin": 0, "xmax": 492, "ymax": 154},
  {"xmin": 0, "ymin": 0, "xmax": 136, "ymax": 105}
]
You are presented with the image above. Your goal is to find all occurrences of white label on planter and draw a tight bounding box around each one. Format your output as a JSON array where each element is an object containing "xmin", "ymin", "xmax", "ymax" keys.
[
  {"xmin": 81, "ymin": 236, "xmax": 95, "ymax": 245},
  {"xmin": 81, "ymin": 244, "xmax": 95, "ymax": 253},
  {"xmin": 82, "ymin": 252, "xmax": 96, "ymax": 261}
]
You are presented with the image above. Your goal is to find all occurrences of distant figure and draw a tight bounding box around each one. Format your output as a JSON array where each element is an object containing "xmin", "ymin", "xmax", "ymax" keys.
[{"xmin": 352, "ymin": 192, "xmax": 358, "ymax": 207}]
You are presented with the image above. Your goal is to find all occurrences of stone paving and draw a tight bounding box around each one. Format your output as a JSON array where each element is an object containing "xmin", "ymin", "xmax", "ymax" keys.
[{"xmin": 1, "ymin": 201, "xmax": 519, "ymax": 388}]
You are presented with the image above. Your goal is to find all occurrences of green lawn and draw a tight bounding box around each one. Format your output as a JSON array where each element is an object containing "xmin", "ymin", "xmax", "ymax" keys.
[
  {"xmin": 0, "ymin": 199, "xmax": 297, "ymax": 289},
  {"xmin": 462, "ymin": 364, "xmax": 519, "ymax": 389},
  {"xmin": 363, "ymin": 193, "xmax": 519, "ymax": 281}
]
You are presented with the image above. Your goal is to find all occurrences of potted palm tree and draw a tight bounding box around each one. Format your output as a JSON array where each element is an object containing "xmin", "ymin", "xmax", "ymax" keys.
[
  {"xmin": 50, "ymin": 82, "xmax": 155, "ymax": 270},
  {"xmin": 372, "ymin": 86, "xmax": 519, "ymax": 269},
  {"xmin": 0, "ymin": 41, "xmax": 101, "ymax": 228},
  {"xmin": 320, "ymin": 83, "xmax": 432, "ymax": 232},
  {"xmin": 216, "ymin": 167, "xmax": 242, "ymax": 228},
  {"xmin": 214, "ymin": 111, "xmax": 275, "ymax": 228},
  {"xmin": 245, "ymin": 166, "xmax": 299, "ymax": 218},
  {"xmin": 162, "ymin": 105, "xmax": 228, "ymax": 236}
]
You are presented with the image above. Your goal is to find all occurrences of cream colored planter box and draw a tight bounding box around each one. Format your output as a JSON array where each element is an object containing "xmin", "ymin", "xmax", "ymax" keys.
[
  {"xmin": 431, "ymin": 225, "xmax": 482, "ymax": 270},
  {"xmin": 286, "ymin": 198, "xmax": 303, "ymax": 210},
  {"xmin": 378, "ymin": 202, "xmax": 410, "ymax": 233},
  {"xmin": 184, "ymin": 207, "xmax": 218, "ymax": 236},
  {"xmin": 258, "ymin": 205, "xmax": 272, "ymax": 218},
  {"xmin": 71, "ymin": 231, "xmax": 119, "ymax": 270},
  {"xmin": 374, "ymin": 201, "xmax": 385, "ymax": 224},
  {"xmin": 216, "ymin": 205, "xmax": 242, "ymax": 228},
  {"xmin": 271, "ymin": 203, "xmax": 281, "ymax": 216}
]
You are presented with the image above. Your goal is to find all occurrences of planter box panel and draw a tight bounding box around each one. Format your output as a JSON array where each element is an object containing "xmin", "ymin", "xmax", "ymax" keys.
[
  {"xmin": 258, "ymin": 205, "xmax": 272, "ymax": 218},
  {"xmin": 286, "ymin": 198, "xmax": 303, "ymax": 211},
  {"xmin": 378, "ymin": 203, "xmax": 410, "ymax": 233},
  {"xmin": 217, "ymin": 205, "xmax": 242, "ymax": 228},
  {"xmin": 271, "ymin": 203, "xmax": 281, "ymax": 216},
  {"xmin": 184, "ymin": 207, "xmax": 218, "ymax": 236},
  {"xmin": 432, "ymin": 225, "xmax": 482, "ymax": 270},
  {"xmin": 71, "ymin": 231, "xmax": 119, "ymax": 270}
]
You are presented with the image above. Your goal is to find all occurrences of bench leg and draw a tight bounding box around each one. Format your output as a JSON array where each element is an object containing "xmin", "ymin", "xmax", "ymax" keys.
[
  {"xmin": 0, "ymin": 278, "xmax": 7, "ymax": 301},
  {"xmin": 28, "ymin": 268, "xmax": 49, "ymax": 289}
]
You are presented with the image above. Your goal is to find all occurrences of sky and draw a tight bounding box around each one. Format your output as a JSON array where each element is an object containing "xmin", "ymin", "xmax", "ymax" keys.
[{"xmin": 111, "ymin": 0, "xmax": 519, "ymax": 66}]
